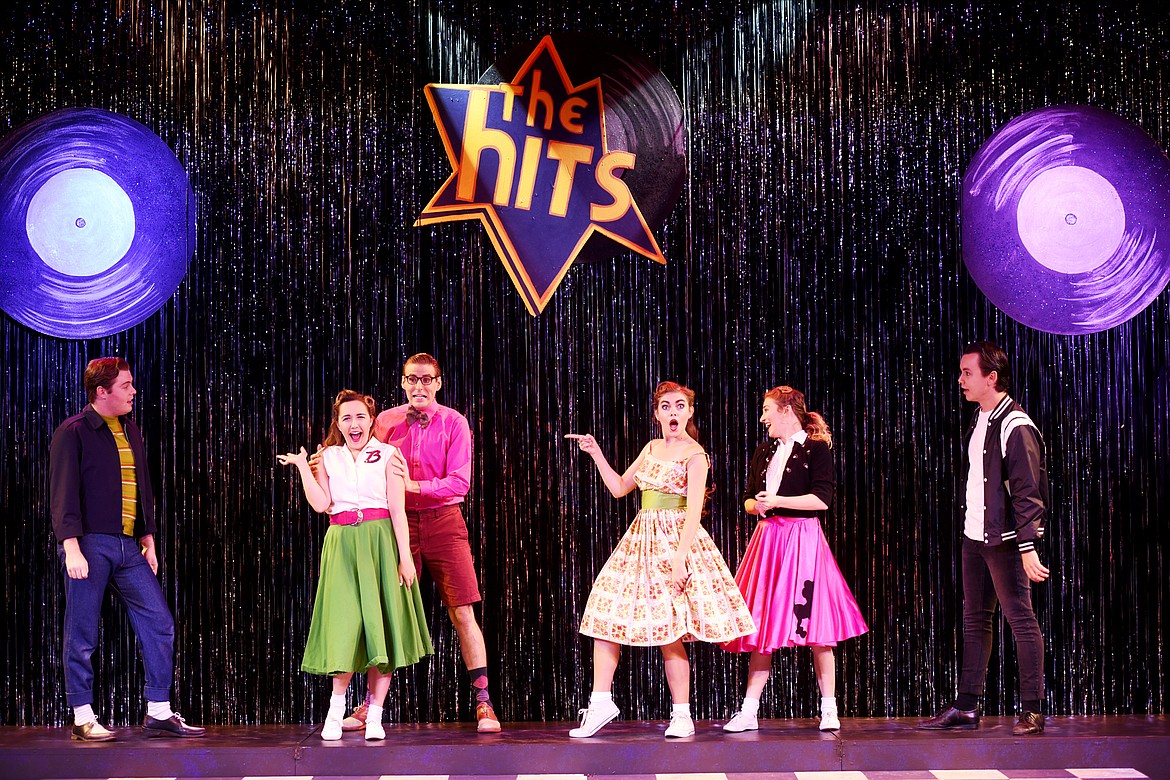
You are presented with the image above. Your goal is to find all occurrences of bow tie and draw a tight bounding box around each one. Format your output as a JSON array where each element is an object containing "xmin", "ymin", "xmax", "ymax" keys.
[{"xmin": 406, "ymin": 409, "xmax": 431, "ymax": 428}]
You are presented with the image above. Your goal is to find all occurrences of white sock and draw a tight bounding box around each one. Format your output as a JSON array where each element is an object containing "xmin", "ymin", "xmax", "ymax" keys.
[
  {"xmin": 147, "ymin": 700, "xmax": 173, "ymax": 720},
  {"xmin": 73, "ymin": 704, "xmax": 96, "ymax": 725},
  {"xmin": 741, "ymin": 696, "xmax": 760, "ymax": 716},
  {"xmin": 821, "ymin": 696, "xmax": 837, "ymax": 713},
  {"xmin": 367, "ymin": 703, "xmax": 384, "ymax": 724},
  {"xmin": 671, "ymin": 703, "xmax": 691, "ymax": 718},
  {"xmin": 589, "ymin": 691, "xmax": 613, "ymax": 705}
]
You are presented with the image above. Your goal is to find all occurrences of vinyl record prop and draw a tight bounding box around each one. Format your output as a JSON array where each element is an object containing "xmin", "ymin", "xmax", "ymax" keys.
[
  {"xmin": 0, "ymin": 108, "xmax": 195, "ymax": 338},
  {"xmin": 417, "ymin": 33, "xmax": 685, "ymax": 314},
  {"xmin": 962, "ymin": 105, "xmax": 1170, "ymax": 335},
  {"xmin": 478, "ymin": 32, "xmax": 686, "ymax": 265}
]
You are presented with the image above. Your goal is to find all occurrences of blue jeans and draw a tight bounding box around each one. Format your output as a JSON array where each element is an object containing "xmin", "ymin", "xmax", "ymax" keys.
[
  {"xmin": 959, "ymin": 537, "xmax": 1045, "ymax": 704},
  {"xmin": 61, "ymin": 534, "xmax": 175, "ymax": 707}
]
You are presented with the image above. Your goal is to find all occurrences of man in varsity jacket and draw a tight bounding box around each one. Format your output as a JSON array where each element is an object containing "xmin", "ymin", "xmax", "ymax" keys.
[{"xmin": 920, "ymin": 340, "xmax": 1050, "ymax": 736}]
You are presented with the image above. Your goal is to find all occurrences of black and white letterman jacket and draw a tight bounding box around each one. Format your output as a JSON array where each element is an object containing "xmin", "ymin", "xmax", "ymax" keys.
[{"xmin": 961, "ymin": 394, "xmax": 1049, "ymax": 553}]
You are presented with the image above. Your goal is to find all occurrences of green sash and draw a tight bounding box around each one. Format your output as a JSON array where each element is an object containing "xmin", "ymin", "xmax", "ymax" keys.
[{"xmin": 641, "ymin": 490, "xmax": 687, "ymax": 510}]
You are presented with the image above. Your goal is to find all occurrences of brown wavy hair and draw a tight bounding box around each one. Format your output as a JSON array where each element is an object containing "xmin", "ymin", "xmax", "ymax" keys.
[
  {"xmin": 84, "ymin": 357, "xmax": 130, "ymax": 403},
  {"xmin": 765, "ymin": 385, "xmax": 832, "ymax": 447},
  {"xmin": 653, "ymin": 381, "xmax": 700, "ymax": 442},
  {"xmin": 653, "ymin": 381, "xmax": 714, "ymax": 509},
  {"xmin": 323, "ymin": 390, "xmax": 377, "ymax": 447}
]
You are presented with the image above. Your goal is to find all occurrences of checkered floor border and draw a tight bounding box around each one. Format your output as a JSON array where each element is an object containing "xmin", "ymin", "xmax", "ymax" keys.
[{"xmin": 128, "ymin": 770, "xmax": 1148, "ymax": 780}]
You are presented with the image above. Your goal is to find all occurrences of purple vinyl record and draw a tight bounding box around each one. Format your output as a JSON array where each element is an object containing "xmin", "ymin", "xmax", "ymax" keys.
[
  {"xmin": 961, "ymin": 105, "xmax": 1170, "ymax": 334},
  {"xmin": 0, "ymin": 107, "xmax": 194, "ymax": 338}
]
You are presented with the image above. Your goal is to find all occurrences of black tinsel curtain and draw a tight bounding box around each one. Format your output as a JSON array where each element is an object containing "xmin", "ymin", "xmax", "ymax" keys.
[{"xmin": 1, "ymin": 0, "xmax": 1166, "ymax": 726}]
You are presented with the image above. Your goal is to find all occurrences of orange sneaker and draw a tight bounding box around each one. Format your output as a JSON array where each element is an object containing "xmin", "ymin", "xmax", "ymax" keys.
[
  {"xmin": 475, "ymin": 701, "xmax": 502, "ymax": 733},
  {"xmin": 340, "ymin": 701, "xmax": 368, "ymax": 732}
]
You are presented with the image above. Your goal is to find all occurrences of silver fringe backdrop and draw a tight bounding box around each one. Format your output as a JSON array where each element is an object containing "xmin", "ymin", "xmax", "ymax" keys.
[{"xmin": 1, "ymin": 1, "xmax": 1167, "ymax": 726}]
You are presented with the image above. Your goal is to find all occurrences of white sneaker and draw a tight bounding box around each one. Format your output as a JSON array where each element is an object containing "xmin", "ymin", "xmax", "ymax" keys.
[
  {"xmin": 819, "ymin": 709, "xmax": 840, "ymax": 731},
  {"xmin": 664, "ymin": 713, "xmax": 695, "ymax": 738},
  {"xmin": 723, "ymin": 710, "xmax": 759, "ymax": 732},
  {"xmin": 364, "ymin": 718, "xmax": 385, "ymax": 740},
  {"xmin": 321, "ymin": 708, "xmax": 344, "ymax": 740},
  {"xmin": 568, "ymin": 699, "xmax": 620, "ymax": 738}
]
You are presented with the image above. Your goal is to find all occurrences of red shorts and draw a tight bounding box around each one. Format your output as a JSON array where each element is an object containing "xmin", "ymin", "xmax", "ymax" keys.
[{"xmin": 407, "ymin": 505, "xmax": 481, "ymax": 607}]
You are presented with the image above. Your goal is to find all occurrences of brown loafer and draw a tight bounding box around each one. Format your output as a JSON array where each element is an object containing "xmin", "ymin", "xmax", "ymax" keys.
[
  {"xmin": 71, "ymin": 721, "xmax": 116, "ymax": 742},
  {"xmin": 1012, "ymin": 711, "xmax": 1045, "ymax": 735},
  {"xmin": 475, "ymin": 701, "xmax": 502, "ymax": 733},
  {"xmin": 918, "ymin": 706, "xmax": 981, "ymax": 730}
]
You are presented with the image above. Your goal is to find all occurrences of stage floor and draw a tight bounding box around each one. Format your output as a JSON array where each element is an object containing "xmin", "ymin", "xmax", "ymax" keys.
[{"xmin": 2, "ymin": 716, "xmax": 1167, "ymax": 779}]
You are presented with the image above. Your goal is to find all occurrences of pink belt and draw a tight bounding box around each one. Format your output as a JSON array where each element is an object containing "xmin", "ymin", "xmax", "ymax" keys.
[{"xmin": 329, "ymin": 508, "xmax": 390, "ymax": 526}]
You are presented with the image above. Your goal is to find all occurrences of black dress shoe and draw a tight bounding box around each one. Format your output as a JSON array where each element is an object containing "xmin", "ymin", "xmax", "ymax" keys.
[
  {"xmin": 71, "ymin": 721, "xmax": 117, "ymax": 742},
  {"xmin": 142, "ymin": 712, "xmax": 206, "ymax": 738},
  {"xmin": 918, "ymin": 706, "xmax": 981, "ymax": 730},
  {"xmin": 1012, "ymin": 711, "xmax": 1045, "ymax": 735}
]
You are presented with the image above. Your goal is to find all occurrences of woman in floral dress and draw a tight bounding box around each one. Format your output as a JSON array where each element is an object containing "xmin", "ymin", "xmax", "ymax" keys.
[{"xmin": 566, "ymin": 382, "xmax": 754, "ymax": 739}]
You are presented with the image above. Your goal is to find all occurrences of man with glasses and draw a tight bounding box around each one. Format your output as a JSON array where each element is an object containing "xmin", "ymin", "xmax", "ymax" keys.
[{"xmin": 340, "ymin": 353, "xmax": 501, "ymax": 734}]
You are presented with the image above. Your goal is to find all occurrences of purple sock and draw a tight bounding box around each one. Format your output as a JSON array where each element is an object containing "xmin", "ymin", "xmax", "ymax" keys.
[{"xmin": 469, "ymin": 666, "xmax": 491, "ymax": 704}]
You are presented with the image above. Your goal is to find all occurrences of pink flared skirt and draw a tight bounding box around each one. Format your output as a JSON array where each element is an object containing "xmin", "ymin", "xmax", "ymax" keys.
[{"xmin": 720, "ymin": 515, "xmax": 868, "ymax": 653}]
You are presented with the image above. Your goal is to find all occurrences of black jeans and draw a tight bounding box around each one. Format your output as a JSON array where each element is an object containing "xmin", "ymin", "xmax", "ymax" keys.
[{"xmin": 959, "ymin": 537, "xmax": 1044, "ymax": 704}]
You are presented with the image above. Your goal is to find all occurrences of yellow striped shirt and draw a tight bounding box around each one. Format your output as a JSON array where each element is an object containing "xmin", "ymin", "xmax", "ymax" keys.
[{"xmin": 100, "ymin": 414, "xmax": 138, "ymax": 537}]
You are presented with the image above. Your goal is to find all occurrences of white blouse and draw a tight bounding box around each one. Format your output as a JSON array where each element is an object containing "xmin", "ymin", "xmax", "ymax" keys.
[
  {"xmin": 765, "ymin": 430, "xmax": 808, "ymax": 495},
  {"xmin": 321, "ymin": 440, "xmax": 397, "ymax": 513}
]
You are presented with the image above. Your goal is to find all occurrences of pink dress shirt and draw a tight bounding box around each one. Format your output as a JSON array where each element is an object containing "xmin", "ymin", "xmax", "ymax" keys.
[{"xmin": 373, "ymin": 401, "xmax": 472, "ymax": 510}]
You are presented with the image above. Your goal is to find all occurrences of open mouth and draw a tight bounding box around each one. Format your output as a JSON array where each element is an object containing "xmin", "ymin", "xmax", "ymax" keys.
[
  {"xmin": 668, "ymin": 420, "xmax": 679, "ymax": 432},
  {"xmin": 348, "ymin": 431, "xmax": 363, "ymax": 444}
]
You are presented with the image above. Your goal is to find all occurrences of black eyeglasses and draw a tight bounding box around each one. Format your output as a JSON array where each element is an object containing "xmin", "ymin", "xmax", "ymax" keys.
[{"xmin": 403, "ymin": 375, "xmax": 438, "ymax": 386}]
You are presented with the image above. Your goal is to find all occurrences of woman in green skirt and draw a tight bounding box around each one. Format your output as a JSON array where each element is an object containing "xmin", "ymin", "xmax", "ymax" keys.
[{"xmin": 279, "ymin": 390, "xmax": 433, "ymax": 740}]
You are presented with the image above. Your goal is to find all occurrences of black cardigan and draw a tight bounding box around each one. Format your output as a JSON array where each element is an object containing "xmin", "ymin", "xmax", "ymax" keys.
[{"xmin": 742, "ymin": 435, "xmax": 835, "ymax": 518}]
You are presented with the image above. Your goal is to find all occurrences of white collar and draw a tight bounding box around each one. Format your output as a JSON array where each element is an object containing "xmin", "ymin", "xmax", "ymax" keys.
[{"xmin": 777, "ymin": 429, "xmax": 808, "ymax": 447}]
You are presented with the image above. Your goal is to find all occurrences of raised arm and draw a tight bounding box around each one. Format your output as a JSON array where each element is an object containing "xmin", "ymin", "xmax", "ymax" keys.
[
  {"xmin": 277, "ymin": 447, "xmax": 332, "ymax": 513},
  {"xmin": 567, "ymin": 435, "xmax": 648, "ymax": 497}
]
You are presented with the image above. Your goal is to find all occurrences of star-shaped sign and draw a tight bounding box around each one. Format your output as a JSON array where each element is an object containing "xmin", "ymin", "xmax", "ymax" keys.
[{"xmin": 416, "ymin": 35, "xmax": 665, "ymax": 315}]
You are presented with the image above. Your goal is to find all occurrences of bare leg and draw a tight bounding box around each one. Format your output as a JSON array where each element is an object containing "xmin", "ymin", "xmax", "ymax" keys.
[
  {"xmin": 592, "ymin": 639, "xmax": 621, "ymax": 692},
  {"xmin": 367, "ymin": 668, "xmax": 392, "ymax": 707},
  {"xmin": 331, "ymin": 672, "xmax": 354, "ymax": 696},
  {"xmin": 569, "ymin": 639, "xmax": 623, "ymax": 737},
  {"xmin": 448, "ymin": 605, "xmax": 488, "ymax": 669},
  {"xmin": 744, "ymin": 651, "xmax": 773, "ymax": 700},
  {"xmin": 660, "ymin": 640, "xmax": 690, "ymax": 704},
  {"xmin": 812, "ymin": 646, "xmax": 835, "ymax": 697}
]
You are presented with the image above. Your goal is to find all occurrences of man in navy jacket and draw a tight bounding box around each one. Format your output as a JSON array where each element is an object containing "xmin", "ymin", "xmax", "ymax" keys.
[
  {"xmin": 50, "ymin": 358, "xmax": 204, "ymax": 741},
  {"xmin": 920, "ymin": 341, "xmax": 1049, "ymax": 736}
]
